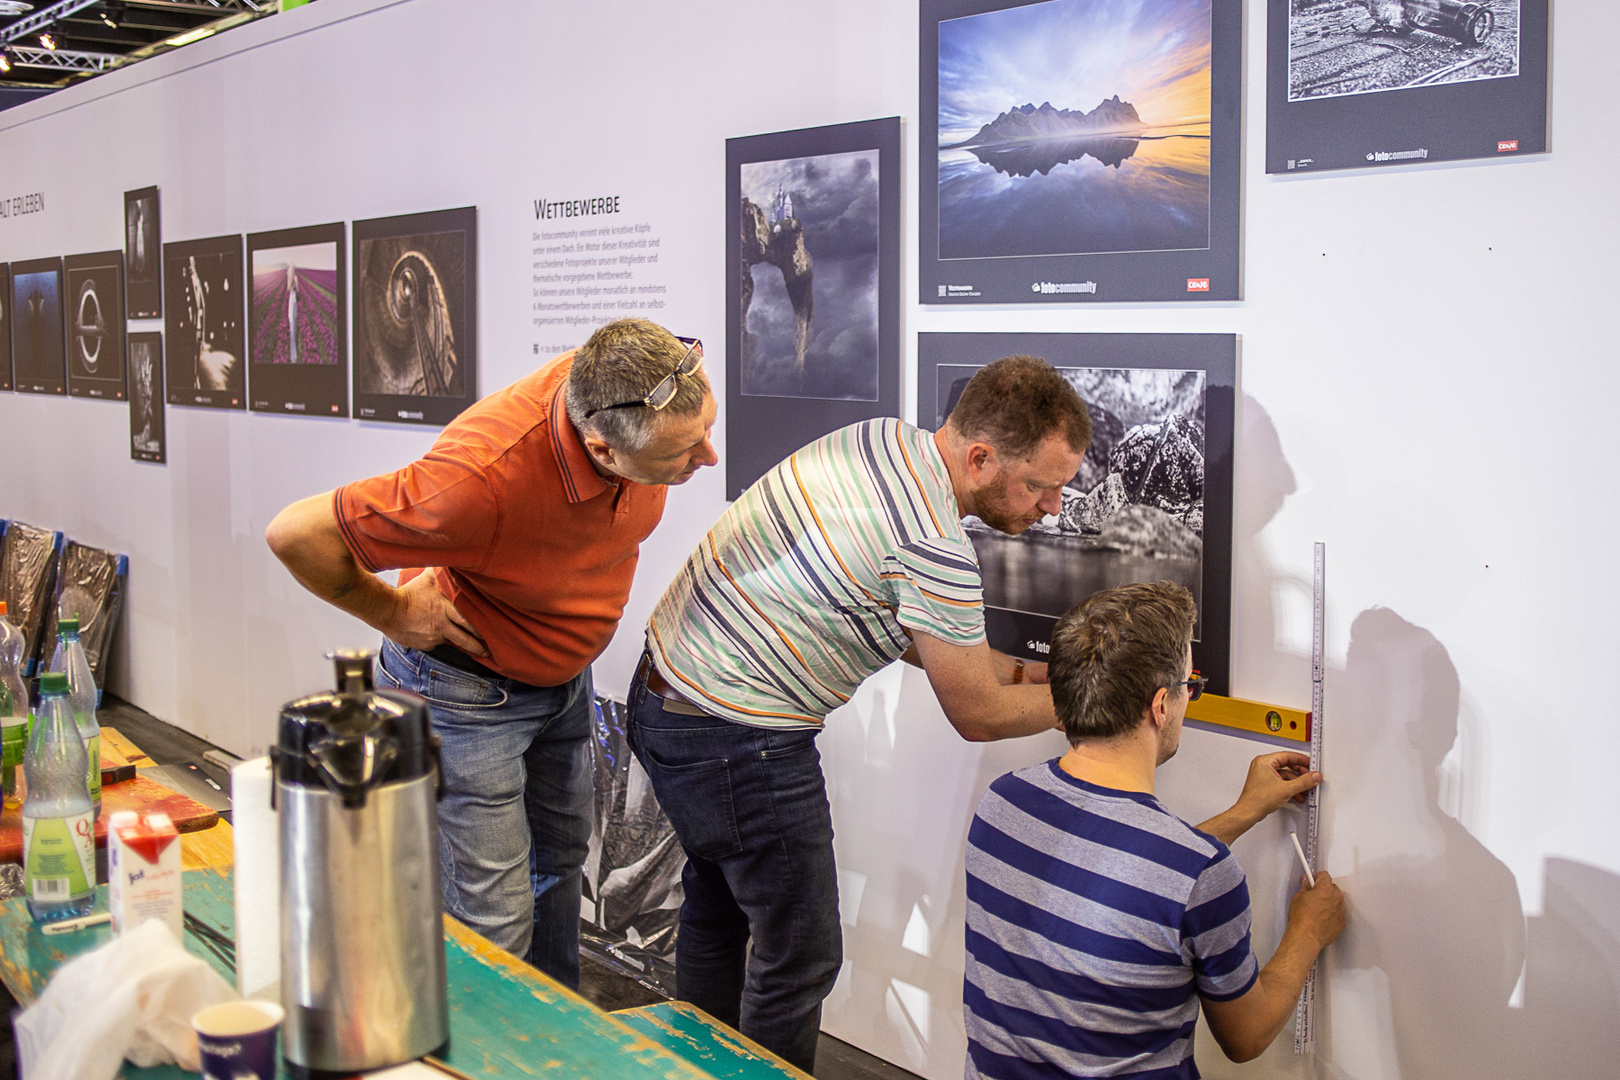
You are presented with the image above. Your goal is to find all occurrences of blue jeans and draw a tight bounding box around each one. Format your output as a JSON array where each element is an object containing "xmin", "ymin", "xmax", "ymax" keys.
[
  {"xmin": 375, "ymin": 639, "xmax": 592, "ymax": 988},
  {"xmin": 626, "ymin": 661, "xmax": 841, "ymax": 1074}
]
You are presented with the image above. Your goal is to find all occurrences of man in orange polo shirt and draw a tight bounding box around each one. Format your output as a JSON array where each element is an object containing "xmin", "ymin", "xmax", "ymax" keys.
[{"xmin": 266, "ymin": 319, "xmax": 716, "ymax": 986}]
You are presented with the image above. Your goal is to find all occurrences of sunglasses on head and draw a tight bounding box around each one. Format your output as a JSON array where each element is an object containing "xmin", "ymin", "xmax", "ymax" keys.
[{"xmin": 583, "ymin": 336, "xmax": 703, "ymax": 419}]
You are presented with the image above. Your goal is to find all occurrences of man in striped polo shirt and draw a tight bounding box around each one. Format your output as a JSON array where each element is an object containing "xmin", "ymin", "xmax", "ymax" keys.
[
  {"xmin": 964, "ymin": 581, "xmax": 1347, "ymax": 1078},
  {"xmin": 630, "ymin": 356, "xmax": 1091, "ymax": 1071}
]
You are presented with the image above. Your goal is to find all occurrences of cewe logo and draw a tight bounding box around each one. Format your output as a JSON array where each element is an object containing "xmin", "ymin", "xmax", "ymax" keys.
[
  {"xmin": 1498, "ymin": 140, "xmax": 1519, "ymax": 152},
  {"xmin": 1187, "ymin": 278, "xmax": 1210, "ymax": 292}
]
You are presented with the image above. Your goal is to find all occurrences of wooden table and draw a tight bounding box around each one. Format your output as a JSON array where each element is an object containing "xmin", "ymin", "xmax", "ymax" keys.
[
  {"xmin": 0, "ymin": 869, "xmax": 803, "ymax": 1079},
  {"xmin": 0, "ymin": 775, "xmax": 219, "ymax": 862}
]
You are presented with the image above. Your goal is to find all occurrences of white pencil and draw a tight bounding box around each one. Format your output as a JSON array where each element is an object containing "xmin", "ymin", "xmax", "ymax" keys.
[{"xmin": 1290, "ymin": 831, "xmax": 1316, "ymax": 887}]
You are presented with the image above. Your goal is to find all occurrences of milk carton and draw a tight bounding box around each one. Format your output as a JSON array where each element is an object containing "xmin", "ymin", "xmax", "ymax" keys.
[{"xmin": 107, "ymin": 810, "xmax": 183, "ymax": 940}]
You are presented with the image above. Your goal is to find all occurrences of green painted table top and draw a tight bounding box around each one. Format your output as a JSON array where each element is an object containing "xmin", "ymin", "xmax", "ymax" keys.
[
  {"xmin": 614, "ymin": 1002, "xmax": 812, "ymax": 1080},
  {"xmin": 0, "ymin": 869, "xmax": 773, "ymax": 1079}
]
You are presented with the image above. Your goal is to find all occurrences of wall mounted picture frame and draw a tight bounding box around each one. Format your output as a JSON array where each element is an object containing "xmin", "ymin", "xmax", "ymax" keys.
[
  {"xmin": 247, "ymin": 222, "xmax": 348, "ymax": 417},
  {"xmin": 351, "ymin": 206, "xmax": 478, "ymax": 427},
  {"xmin": 123, "ymin": 186, "xmax": 162, "ymax": 319},
  {"xmin": 9, "ymin": 257, "xmax": 66, "ymax": 396},
  {"xmin": 725, "ymin": 116, "xmax": 902, "ymax": 499},
  {"xmin": 163, "ymin": 234, "xmax": 245, "ymax": 410},
  {"xmin": 0, "ymin": 264, "xmax": 11, "ymax": 392},
  {"xmin": 918, "ymin": 331, "xmax": 1235, "ymax": 695},
  {"xmin": 64, "ymin": 251, "xmax": 127, "ymax": 401},
  {"xmin": 128, "ymin": 331, "xmax": 165, "ymax": 464},
  {"xmin": 1267, "ymin": 0, "xmax": 1548, "ymax": 173},
  {"xmin": 920, "ymin": 0, "xmax": 1242, "ymax": 304}
]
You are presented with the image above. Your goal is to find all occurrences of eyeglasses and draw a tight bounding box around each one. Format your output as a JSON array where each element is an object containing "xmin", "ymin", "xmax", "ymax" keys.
[
  {"xmin": 1169, "ymin": 675, "xmax": 1207, "ymax": 702},
  {"xmin": 583, "ymin": 337, "xmax": 703, "ymax": 419}
]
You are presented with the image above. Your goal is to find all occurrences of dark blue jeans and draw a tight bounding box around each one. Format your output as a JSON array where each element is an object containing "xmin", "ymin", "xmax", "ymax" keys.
[
  {"xmin": 627, "ymin": 663, "xmax": 841, "ymax": 1075},
  {"xmin": 375, "ymin": 639, "xmax": 593, "ymax": 988}
]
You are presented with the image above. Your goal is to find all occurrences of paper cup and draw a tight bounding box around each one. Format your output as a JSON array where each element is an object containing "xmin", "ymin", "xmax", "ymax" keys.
[{"xmin": 193, "ymin": 1000, "xmax": 285, "ymax": 1080}]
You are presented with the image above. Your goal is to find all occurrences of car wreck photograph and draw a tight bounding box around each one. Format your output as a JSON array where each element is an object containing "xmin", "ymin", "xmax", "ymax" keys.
[{"xmin": 1289, "ymin": 0, "xmax": 1519, "ymax": 100}]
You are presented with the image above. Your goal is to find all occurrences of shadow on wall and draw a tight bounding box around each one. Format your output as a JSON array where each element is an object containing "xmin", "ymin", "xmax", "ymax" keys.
[{"xmin": 1321, "ymin": 609, "xmax": 1620, "ymax": 1079}]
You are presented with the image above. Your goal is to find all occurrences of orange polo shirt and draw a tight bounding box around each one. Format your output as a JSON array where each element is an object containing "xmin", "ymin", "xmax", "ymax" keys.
[{"xmin": 333, "ymin": 352, "xmax": 667, "ymax": 687}]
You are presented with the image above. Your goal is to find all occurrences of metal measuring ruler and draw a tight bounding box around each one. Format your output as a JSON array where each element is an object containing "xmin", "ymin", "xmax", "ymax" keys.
[{"xmin": 1294, "ymin": 542, "xmax": 1326, "ymax": 1054}]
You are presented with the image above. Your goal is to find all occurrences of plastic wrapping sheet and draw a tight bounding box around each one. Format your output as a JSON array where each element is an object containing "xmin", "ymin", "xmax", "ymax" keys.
[
  {"xmin": 0, "ymin": 521, "xmax": 62, "ymax": 677},
  {"xmin": 41, "ymin": 542, "xmax": 127, "ymax": 689},
  {"xmin": 581, "ymin": 695, "xmax": 682, "ymax": 997}
]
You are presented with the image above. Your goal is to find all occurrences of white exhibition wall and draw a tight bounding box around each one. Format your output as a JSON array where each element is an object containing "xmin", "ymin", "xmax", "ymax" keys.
[{"xmin": 2, "ymin": 1, "xmax": 1617, "ymax": 1077}]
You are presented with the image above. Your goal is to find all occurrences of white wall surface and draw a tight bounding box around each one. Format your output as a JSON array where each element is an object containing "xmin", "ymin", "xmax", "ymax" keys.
[{"xmin": 2, "ymin": 2, "xmax": 1617, "ymax": 1078}]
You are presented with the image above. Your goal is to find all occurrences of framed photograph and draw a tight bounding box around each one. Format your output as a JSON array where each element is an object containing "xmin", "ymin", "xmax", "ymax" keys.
[
  {"xmin": 919, "ymin": 332, "xmax": 1235, "ymax": 694},
  {"xmin": 1268, "ymin": 1, "xmax": 1548, "ymax": 173},
  {"xmin": 725, "ymin": 116, "xmax": 901, "ymax": 499},
  {"xmin": 163, "ymin": 234, "xmax": 245, "ymax": 410},
  {"xmin": 9, "ymin": 257, "xmax": 66, "ymax": 396},
  {"xmin": 0, "ymin": 264, "xmax": 11, "ymax": 392},
  {"xmin": 123, "ymin": 186, "xmax": 162, "ymax": 319},
  {"xmin": 351, "ymin": 207, "xmax": 477, "ymax": 426},
  {"xmin": 920, "ymin": 0, "xmax": 1241, "ymax": 304},
  {"xmin": 127, "ymin": 332, "xmax": 166, "ymax": 464},
  {"xmin": 64, "ymin": 251, "xmax": 127, "ymax": 401},
  {"xmin": 247, "ymin": 223, "xmax": 348, "ymax": 417}
]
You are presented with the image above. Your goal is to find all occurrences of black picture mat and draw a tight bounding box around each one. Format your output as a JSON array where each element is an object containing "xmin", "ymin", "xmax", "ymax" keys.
[
  {"xmin": 918, "ymin": 331, "xmax": 1234, "ymax": 696},
  {"xmin": 9, "ymin": 257, "xmax": 65, "ymax": 396},
  {"xmin": 0, "ymin": 264, "xmax": 11, "ymax": 392},
  {"xmin": 725, "ymin": 116, "xmax": 902, "ymax": 500},
  {"xmin": 163, "ymin": 234, "xmax": 245, "ymax": 410},
  {"xmin": 351, "ymin": 206, "xmax": 478, "ymax": 427},
  {"xmin": 1266, "ymin": 0, "xmax": 1548, "ymax": 173},
  {"xmin": 127, "ymin": 331, "xmax": 166, "ymax": 464},
  {"xmin": 919, "ymin": 0, "xmax": 1242, "ymax": 304},
  {"xmin": 123, "ymin": 186, "xmax": 162, "ymax": 319},
  {"xmin": 246, "ymin": 222, "xmax": 349, "ymax": 417},
  {"xmin": 63, "ymin": 250, "xmax": 127, "ymax": 400}
]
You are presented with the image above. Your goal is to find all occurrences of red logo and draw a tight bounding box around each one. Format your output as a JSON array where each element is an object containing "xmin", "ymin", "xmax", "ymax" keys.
[
  {"xmin": 1187, "ymin": 278, "xmax": 1210, "ymax": 292},
  {"xmin": 74, "ymin": 818, "xmax": 92, "ymax": 838},
  {"xmin": 1498, "ymin": 140, "xmax": 1519, "ymax": 152}
]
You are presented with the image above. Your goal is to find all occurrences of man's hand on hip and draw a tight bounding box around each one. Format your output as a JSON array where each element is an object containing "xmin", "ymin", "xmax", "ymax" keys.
[{"xmin": 387, "ymin": 571, "xmax": 488, "ymax": 657}]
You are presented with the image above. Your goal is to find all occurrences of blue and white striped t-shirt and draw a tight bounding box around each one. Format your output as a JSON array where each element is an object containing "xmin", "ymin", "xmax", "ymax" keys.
[{"xmin": 964, "ymin": 761, "xmax": 1258, "ymax": 1079}]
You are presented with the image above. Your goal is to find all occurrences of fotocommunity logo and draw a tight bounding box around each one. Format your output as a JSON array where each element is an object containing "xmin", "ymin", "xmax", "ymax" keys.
[{"xmin": 1032, "ymin": 281, "xmax": 1096, "ymax": 295}]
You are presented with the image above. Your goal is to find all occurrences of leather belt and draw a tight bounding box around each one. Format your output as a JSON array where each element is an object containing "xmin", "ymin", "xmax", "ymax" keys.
[{"xmin": 639, "ymin": 652, "xmax": 709, "ymax": 716}]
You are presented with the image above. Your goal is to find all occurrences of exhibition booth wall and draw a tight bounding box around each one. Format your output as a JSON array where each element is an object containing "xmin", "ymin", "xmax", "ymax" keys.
[{"xmin": 1, "ymin": 1, "xmax": 1616, "ymax": 1077}]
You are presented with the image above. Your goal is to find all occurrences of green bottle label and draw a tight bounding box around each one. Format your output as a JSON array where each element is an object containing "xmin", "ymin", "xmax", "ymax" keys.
[
  {"xmin": 23, "ymin": 813, "xmax": 94, "ymax": 900},
  {"xmin": 0, "ymin": 719, "xmax": 25, "ymax": 771},
  {"xmin": 84, "ymin": 733, "xmax": 101, "ymax": 803}
]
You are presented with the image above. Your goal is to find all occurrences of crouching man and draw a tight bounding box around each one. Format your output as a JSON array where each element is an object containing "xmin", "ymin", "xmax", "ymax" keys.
[{"xmin": 963, "ymin": 581, "xmax": 1347, "ymax": 1078}]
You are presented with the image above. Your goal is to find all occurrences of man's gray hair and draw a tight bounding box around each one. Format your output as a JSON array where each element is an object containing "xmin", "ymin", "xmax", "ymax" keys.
[{"xmin": 564, "ymin": 319, "xmax": 710, "ymax": 452}]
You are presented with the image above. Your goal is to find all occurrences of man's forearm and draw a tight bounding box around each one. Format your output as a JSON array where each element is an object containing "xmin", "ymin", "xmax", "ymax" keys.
[
  {"xmin": 266, "ymin": 494, "xmax": 401, "ymax": 632},
  {"xmin": 1238, "ymin": 926, "xmax": 1320, "ymax": 1054},
  {"xmin": 955, "ymin": 684, "xmax": 1059, "ymax": 741},
  {"xmin": 1196, "ymin": 802, "xmax": 1262, "ymax": 847}
]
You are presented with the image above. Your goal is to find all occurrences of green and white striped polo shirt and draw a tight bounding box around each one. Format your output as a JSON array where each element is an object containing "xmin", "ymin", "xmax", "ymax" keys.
[{"xmin": 648, "ymin": 418, "xmax": 985, "ymax": 729}]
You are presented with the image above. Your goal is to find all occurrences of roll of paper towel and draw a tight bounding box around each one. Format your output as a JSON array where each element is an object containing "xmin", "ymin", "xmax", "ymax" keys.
[{"xmin": 231, "ymin": 756, "xmax": 280, "ymax": 999}]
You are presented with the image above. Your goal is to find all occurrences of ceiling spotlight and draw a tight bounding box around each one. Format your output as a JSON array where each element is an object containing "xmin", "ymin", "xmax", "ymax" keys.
[
  {"xmin": 0, "ymin": 50, "xmax": 11, "ymax": 75},
  {"xmin": 39, "ymin": 30, "xmax": 56, "ymax": 50},
  {"xmin": 100, "ymin": 1, "xmax": 125, "ymax": 29}
]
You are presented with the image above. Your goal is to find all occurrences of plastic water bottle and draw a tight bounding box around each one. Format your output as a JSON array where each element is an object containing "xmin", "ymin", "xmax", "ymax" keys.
[
  {"xmin": 0, "ymin": 602, "xmax": 27, "ymax": 801},
  {"xmin": 23, "ymin": 671, "xmax": 95, "ymax": 922},
  {"xmin": 50, "ymin": 617, "xmax": 101, "ymax": 815}
]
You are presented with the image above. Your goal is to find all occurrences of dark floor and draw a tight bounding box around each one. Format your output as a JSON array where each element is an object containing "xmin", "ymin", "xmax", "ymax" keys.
[{"xmin": 88, "ymin": 697, "xmax": 925, "ymax": 1080}]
